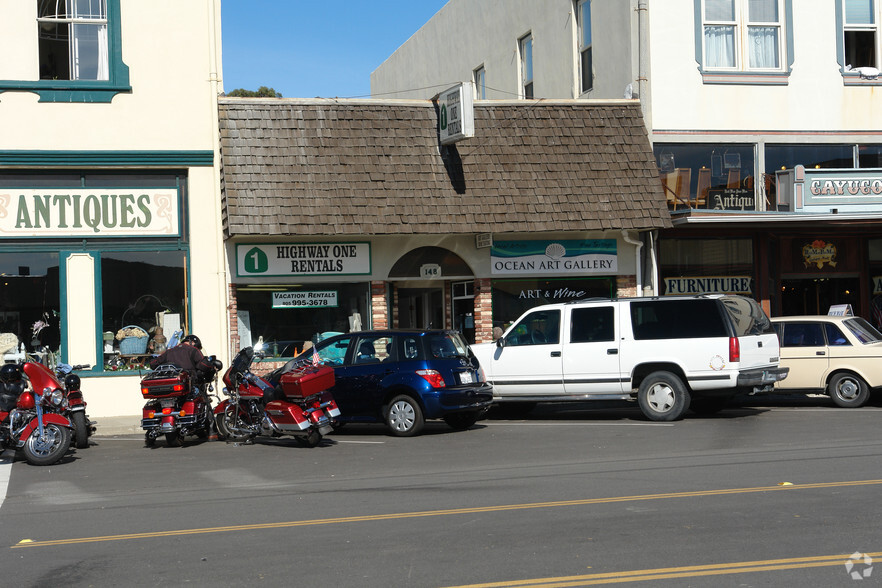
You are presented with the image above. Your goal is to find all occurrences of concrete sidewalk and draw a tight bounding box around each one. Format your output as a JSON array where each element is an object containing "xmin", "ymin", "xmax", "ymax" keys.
[{"xmin": 92, "ymin": 415, "xmax": 142, "ymax": 437}]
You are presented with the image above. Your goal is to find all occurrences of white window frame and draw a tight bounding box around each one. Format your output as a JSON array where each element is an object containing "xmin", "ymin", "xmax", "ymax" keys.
[
  {"xmin": 701, "ymin": 0, "xmax": 784, "ymax": 72},
  {"xmin": 38, "ymin": 0, "xmax": 109, "ymax": 81},
  {"xmin": 473, "ymin": 65, "xmax": 486, "ymax": 99},
  {"xmin": 519, "ymin": 33, "xmax": 534, "ymax": 99},
  {"xmin": 577, "ymin": 0, "xmax": 593, "ymax": 93},
  {"xmin": 843, "ymin": 0, "xmax": 880, "ymax": 69}
]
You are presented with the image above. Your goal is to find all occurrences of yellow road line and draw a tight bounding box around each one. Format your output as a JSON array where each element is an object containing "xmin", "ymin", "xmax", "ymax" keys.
[
  {"xmin": 11, "ymin": 478, "xmax": 882, "ymax": 549},
  {"xmin": 444, "ymin": 551, "xmax": 882, "ymax": 587}
]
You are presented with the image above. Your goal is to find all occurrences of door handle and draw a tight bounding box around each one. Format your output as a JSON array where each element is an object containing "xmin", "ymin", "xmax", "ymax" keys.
[
  {"xmin": 816, "ymin": 351, "xmax": 826, "ymax": 356},
  {"xmin": 607, "ymin": 349, "xmax": 618, "ymax": 355},
  {"xmin": 550, "ymin": 351, "xmax": 561, "ymax": 357}
]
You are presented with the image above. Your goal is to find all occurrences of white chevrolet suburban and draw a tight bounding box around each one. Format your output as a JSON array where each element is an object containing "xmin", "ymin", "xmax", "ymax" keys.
[{"xmin": 471, "ymin": 295, "xmax": 788, "ymax": 421}]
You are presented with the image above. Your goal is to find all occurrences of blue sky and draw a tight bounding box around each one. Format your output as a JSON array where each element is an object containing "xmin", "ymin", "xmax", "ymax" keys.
[{"xmin": 221, "ymin": 1, "xmax": 449, "ymax": 99}]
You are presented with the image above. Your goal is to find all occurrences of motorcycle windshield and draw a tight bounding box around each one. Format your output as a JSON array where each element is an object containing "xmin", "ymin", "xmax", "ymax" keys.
[
  {"xmin": 22, "ymin": 361, "xmax": 59, "ymax": 392},
  {"xmin": 230, "ymin": 347, "xmax": 255, "ymax": 374}
]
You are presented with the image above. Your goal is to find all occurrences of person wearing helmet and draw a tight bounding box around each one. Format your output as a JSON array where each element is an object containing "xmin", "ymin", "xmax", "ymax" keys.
[{"xmin": 149, "ymin": 334, "xmax": 222, "ymax": 404}]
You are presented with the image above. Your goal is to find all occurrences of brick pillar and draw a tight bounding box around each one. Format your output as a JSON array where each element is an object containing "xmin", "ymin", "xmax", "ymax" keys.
[
  {"xmin": 371, "ymin": 281, "xmax": 388, "ymax": 329},
  {"xmin": 228, "ymin": 283, "xmax": 240, "ymax": 357},
  {"xmin": 616, "ymin": 275, "xmax": 638, "ymax": 298},
  {"xmin": 474, "ymin": 277, "xmax": 493, "ymax": 343}
]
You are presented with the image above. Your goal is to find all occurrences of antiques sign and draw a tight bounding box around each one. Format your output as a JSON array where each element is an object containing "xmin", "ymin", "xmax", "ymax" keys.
[
  {"xmin": 492, "ymin": 240, "xmax": 617, "ymax": 275},
  {"xmin": 237, "ymin": 242, "xmax": 371, "ymax": 277},
  {"xmin": 708, "ymin": 188, "xmax": 754, "ymax": 211},
  {"xmin": 0, "ymin": 188, "xmax": 180, "ymax": 237}
]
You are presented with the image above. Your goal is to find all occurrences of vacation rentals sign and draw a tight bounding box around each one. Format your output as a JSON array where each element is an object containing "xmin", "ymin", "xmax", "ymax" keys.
[
  {"xmin": 236, "ymin": 242, "xmax": 371, "ymax": 277},
  {"xmin": 491, "ymin": 240, "xmax": 617, "ymax": 275},
  {"xmin": 0, "ymin": 188, "xmax": 180, "ymax": 237}
]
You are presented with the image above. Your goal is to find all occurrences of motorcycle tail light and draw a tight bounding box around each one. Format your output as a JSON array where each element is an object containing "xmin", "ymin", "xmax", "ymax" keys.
[
  {"xmin": 162, "ymin": 408, "xmax": 172, "ymax": 415},
  {"xmin": 179, "ymin": 410, "xmax": 186, "ymax": 417},
  {"xmin": 173, "ymin": 384, "xmax": 184, "ymax": 392},
  {"xmin": 141, "ymin": 388, "xmax": 149, "ymax": 395},
  {"xmin": 416, "ymin": 369, "xmax": 445, "ymax": 389},
  {"xmin": 148, "ymin": 411, "xmax": 156, "ymax": 419}
]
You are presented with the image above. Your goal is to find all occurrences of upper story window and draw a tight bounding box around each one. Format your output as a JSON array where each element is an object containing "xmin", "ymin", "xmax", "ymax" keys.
[
  {"xmin": 696, "ymin": 0, "xmax": 792, "ymax": 84},
  {"xmin": 0, "ymin": 0, "xmax": 128, "ymax": 102},
  {"xmin": 843, "ymin": 0, "xmax": 882, "ymax": 70},
  {"xmin": 474, "ymin": 65, "xmax": 486, "ymax": 99},
  {"xmin": 703, "ymin": 0, "xmax": 782, "ymax": 70},
  {"xmin": 38, "ymin": 0, "xmax": 108, "ymax": 81},
  {"xmin": 577, "ymin": 0, "xmax": 593, "ymax": 93},
  {"xmin": 519, "ymin": 33, "xmax": 534, "ymax": 99}
]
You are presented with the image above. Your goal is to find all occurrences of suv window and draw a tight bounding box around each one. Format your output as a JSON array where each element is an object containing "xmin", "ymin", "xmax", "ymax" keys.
[
  {"xmin": 428, "ymin": 333, "xmax": 469, "ymax": 358},
  {"xmin": 505, "ymin": 309, "xmax": 561, "ymax": 346},
  {"xmin": 631, "ymin": 300, "xmax": 727, "ymax": 340},
  {"xmin": 570, "ymin": 307, "xmax": 614, "ymax": 343},
  {"xmin": 315, "ymin": 337, "xmax": 351, "ymax": 365},
  {"xmin": 354, "ymin": 336, "xmax": 394, "ymax": 364},
  {"xmin": 720, "ymin": 295, "xmax": 774, "ymax": 335}
]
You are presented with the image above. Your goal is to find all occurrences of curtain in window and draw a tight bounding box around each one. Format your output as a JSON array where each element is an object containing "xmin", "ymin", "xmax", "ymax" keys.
[
  {"xmin": 749, "ymin": 26, "xmax": 779, "ymax": 68},
  {"xmin": 705, "ymin": 25, "xmax": 736, "ymax": 67},
  {"xmin": 845, "ymin": 0, "xmax": 874, "ymax": 24}
]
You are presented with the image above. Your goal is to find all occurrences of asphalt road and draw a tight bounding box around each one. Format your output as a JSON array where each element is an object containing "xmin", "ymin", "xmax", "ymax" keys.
[{"xmin": 1, "ymin": 396, "xmax": 880, "ymax": 587}]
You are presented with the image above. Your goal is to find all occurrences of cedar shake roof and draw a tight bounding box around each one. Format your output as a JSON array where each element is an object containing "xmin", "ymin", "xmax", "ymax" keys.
[{"xmin": 218, "ymin": 98, "xmax": 671, "ymax": 236}]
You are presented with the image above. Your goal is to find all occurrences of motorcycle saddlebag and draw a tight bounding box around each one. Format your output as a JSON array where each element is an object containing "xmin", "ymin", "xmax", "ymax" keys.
[
  {"xmin": 279, "ymin": 365, "xmax": 335, "ymax": 399},
  {"xmin": 140, "ymin": 366, "xmax": 190, "ymax": 398}
]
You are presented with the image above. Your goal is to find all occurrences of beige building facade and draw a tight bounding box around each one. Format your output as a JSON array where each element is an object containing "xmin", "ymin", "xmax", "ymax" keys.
[{"xmin": 0, "ymin": 0, "xmax": 228, "ymax": 418}]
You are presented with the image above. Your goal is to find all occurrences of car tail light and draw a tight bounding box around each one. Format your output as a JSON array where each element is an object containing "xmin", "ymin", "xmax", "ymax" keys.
[
  {"xmin": 729, "ymin": 336, "xmax": 740, "ymax": 363},
  {"xmin": 416, "ymin": 369, "xmax": 445, "ymax": 388}
]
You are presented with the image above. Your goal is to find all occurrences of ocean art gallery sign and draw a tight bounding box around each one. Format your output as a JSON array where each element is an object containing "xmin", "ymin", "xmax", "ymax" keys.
[
  {"xmin": 0, "ymin": 188, "xmax": 180, "ymax": 237},
  {"xmin": 491, "ymin": 240, "xmax": 617, "ymax": 275},
  {"xmin": 236, "ymin": 242, "xmax": 371, "ymax": 277}
]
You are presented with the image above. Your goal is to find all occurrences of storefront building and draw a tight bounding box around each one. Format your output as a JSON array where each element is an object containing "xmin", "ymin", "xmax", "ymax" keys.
[
  {"xmin": 219, "ymin": 98, "xmax": 669, "ymax": 367},
  {"xmin": 660, "ymin": 166, "xmax": 882, "ymax": 327},
  {"xmin": 0, "ymin": 1, "xmax": 227, "ymax": 418}
]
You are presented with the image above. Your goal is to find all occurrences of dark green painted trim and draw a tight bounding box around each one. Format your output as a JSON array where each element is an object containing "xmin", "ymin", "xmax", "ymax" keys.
[
  {"xmin": 0, "ymin": 0, "xmax": 130, "ymax": 103},
  {"xmin": 0, "ymin": 151, "xmax": 214, "ymax": 167}
]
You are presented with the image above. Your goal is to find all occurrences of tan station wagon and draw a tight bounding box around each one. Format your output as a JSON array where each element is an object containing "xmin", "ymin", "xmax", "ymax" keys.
[{"xmin": 770, "ymin": 315, "xmax": 882, "ymax": 407}]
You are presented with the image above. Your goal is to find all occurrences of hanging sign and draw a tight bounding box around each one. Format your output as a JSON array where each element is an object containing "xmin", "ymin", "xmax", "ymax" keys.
[
  {"xmin": 491, "ymin": 240, "xmax": 617, "ymax": 275},
  {"xmin": 438, "ymin": 82, "xmax": 475, "ymax": 145},
  {"xmin": 802, "ymin": 240, "xmax": 837, "ymax": 269},
  {"xmin": 0, "ymin": 188, "xmax": 180, "ymax": 237},
  {"xmin": 236, "ymin": 242, "xmax": 371, "ymax": 277}
]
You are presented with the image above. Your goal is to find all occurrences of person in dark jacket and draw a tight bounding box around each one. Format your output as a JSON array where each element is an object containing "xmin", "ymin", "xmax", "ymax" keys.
[{"xmin": 149, "ymin": 335, "xmax": 221, "ymax": 406}]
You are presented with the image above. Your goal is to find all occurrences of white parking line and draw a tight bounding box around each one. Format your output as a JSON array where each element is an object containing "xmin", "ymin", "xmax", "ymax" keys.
[
  {"xmin": 333, "ymin": 439, "xmax": 386, "ymax": 444},
  {"xmin": 0, "ymin": 449, "xmax": 13, "ymax": 511},
  {"xmin": 482, "ymin": 421, "xmax": 675, "ymax": 426}
]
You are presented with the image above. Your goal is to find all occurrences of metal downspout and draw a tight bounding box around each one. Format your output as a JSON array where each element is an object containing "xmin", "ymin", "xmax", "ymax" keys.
[{"xmin": 621, "ymin": 230, "xmax": 644, "ymax": 295}]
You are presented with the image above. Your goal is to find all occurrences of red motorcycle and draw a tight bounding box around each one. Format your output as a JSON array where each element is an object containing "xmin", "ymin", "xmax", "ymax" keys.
[
  {"xmin": 0, "ymin": 363, "xmax": 73, "ymax": 466},
  {"xmin": 139, "ymin": 361, "xmax": 220, "ymax": 447},
  {"xmin": 215, "ymin": 347, "xmax": 340, "ymax": 447}
]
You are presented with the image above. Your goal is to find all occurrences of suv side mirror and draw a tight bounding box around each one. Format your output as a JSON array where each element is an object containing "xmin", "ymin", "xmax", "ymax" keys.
[{"xmin": 496, "ymin": 337, "xmax": 506, "ymax": 348}]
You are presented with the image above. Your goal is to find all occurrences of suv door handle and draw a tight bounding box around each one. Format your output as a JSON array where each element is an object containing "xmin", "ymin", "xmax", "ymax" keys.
[
  {"xmin": 607, "ymin": 349, "xmax": 618, "ymax": 355},
  {"xmin": 550, "ymin": 351, "xmax": 561, "ymax": 357}
]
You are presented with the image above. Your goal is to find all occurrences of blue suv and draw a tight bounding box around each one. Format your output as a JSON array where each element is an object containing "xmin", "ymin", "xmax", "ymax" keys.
[{"xmin": 287, "ymin": 330, "xmax": 493, "ymax": 436}]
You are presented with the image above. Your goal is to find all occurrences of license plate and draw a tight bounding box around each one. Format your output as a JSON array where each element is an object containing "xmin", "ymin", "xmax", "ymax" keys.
[
  {"xmin": 459, "ymin": 371, "xmax": 473, "ymax": 384},
  {"xmin": 160, "ymin": 399, "xmax": 176, "ymax": 408}
]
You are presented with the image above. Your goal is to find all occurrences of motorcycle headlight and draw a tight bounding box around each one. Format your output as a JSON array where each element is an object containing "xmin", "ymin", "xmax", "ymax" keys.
[{"xmin": 49, "ymin": 389, "xmax": 65, "ymax": 407}]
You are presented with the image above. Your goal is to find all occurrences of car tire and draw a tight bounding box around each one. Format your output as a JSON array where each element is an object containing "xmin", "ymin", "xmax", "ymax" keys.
[
  {"xmin": 384, "ymin": 395, "xmax": 424, "ymax": 437},
  {"xmin": 443, "ymin": 412, "xmax": 480, "ymax": 430},
  {"xmin": 638, "ymin": 371, "xmax": 690, "ymax": 421},
  {"xmin": 828, "ymin": 372, "xmax": 870, "ymax": 408}
]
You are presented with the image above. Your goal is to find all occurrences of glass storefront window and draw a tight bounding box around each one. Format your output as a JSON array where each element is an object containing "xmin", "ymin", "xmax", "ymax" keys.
[
  {"xmin": 765, "ymin": 144, "xmax": 855, "ymax": 207},
  {"xmin": 659, "ymin": 238, "xmax": 755, "ymax": 296},
  {"xmin": 859, "ymin": 145, "xmax": 882, "ymax": 168},
  {"xmin": 869, "ymin": 239, "xmax": 882, "ymax": 329},
  {"xmin": 102, "ymin": 251, "xmax": 187, "ymax": 366},
  {"xmin": 0, "ymin": 252, "xmax": 60, "ymax": 362},
  {"xmin": 236, "ymin": 283, "xmax": 369, "ymax": 358},
  {"xmin": 491, "ymin": 277, "xmax": 613, "ymax": 331},
  {"xmin": 653, "ymin": 143, "xmax": 756, "ymax": 211}
]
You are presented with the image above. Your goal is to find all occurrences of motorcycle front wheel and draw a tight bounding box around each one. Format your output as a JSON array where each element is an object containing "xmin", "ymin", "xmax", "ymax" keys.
[
  {"xmin": 22, "ymin": 423, "xmax": 71, "ymax": 466},
  {"xmin": 215, "ymin": 406, "xmax": 251, "ymax": 441},
  {"xmin": 72, "ymin": 412, "xmax": 90, "ymax": 449}
]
